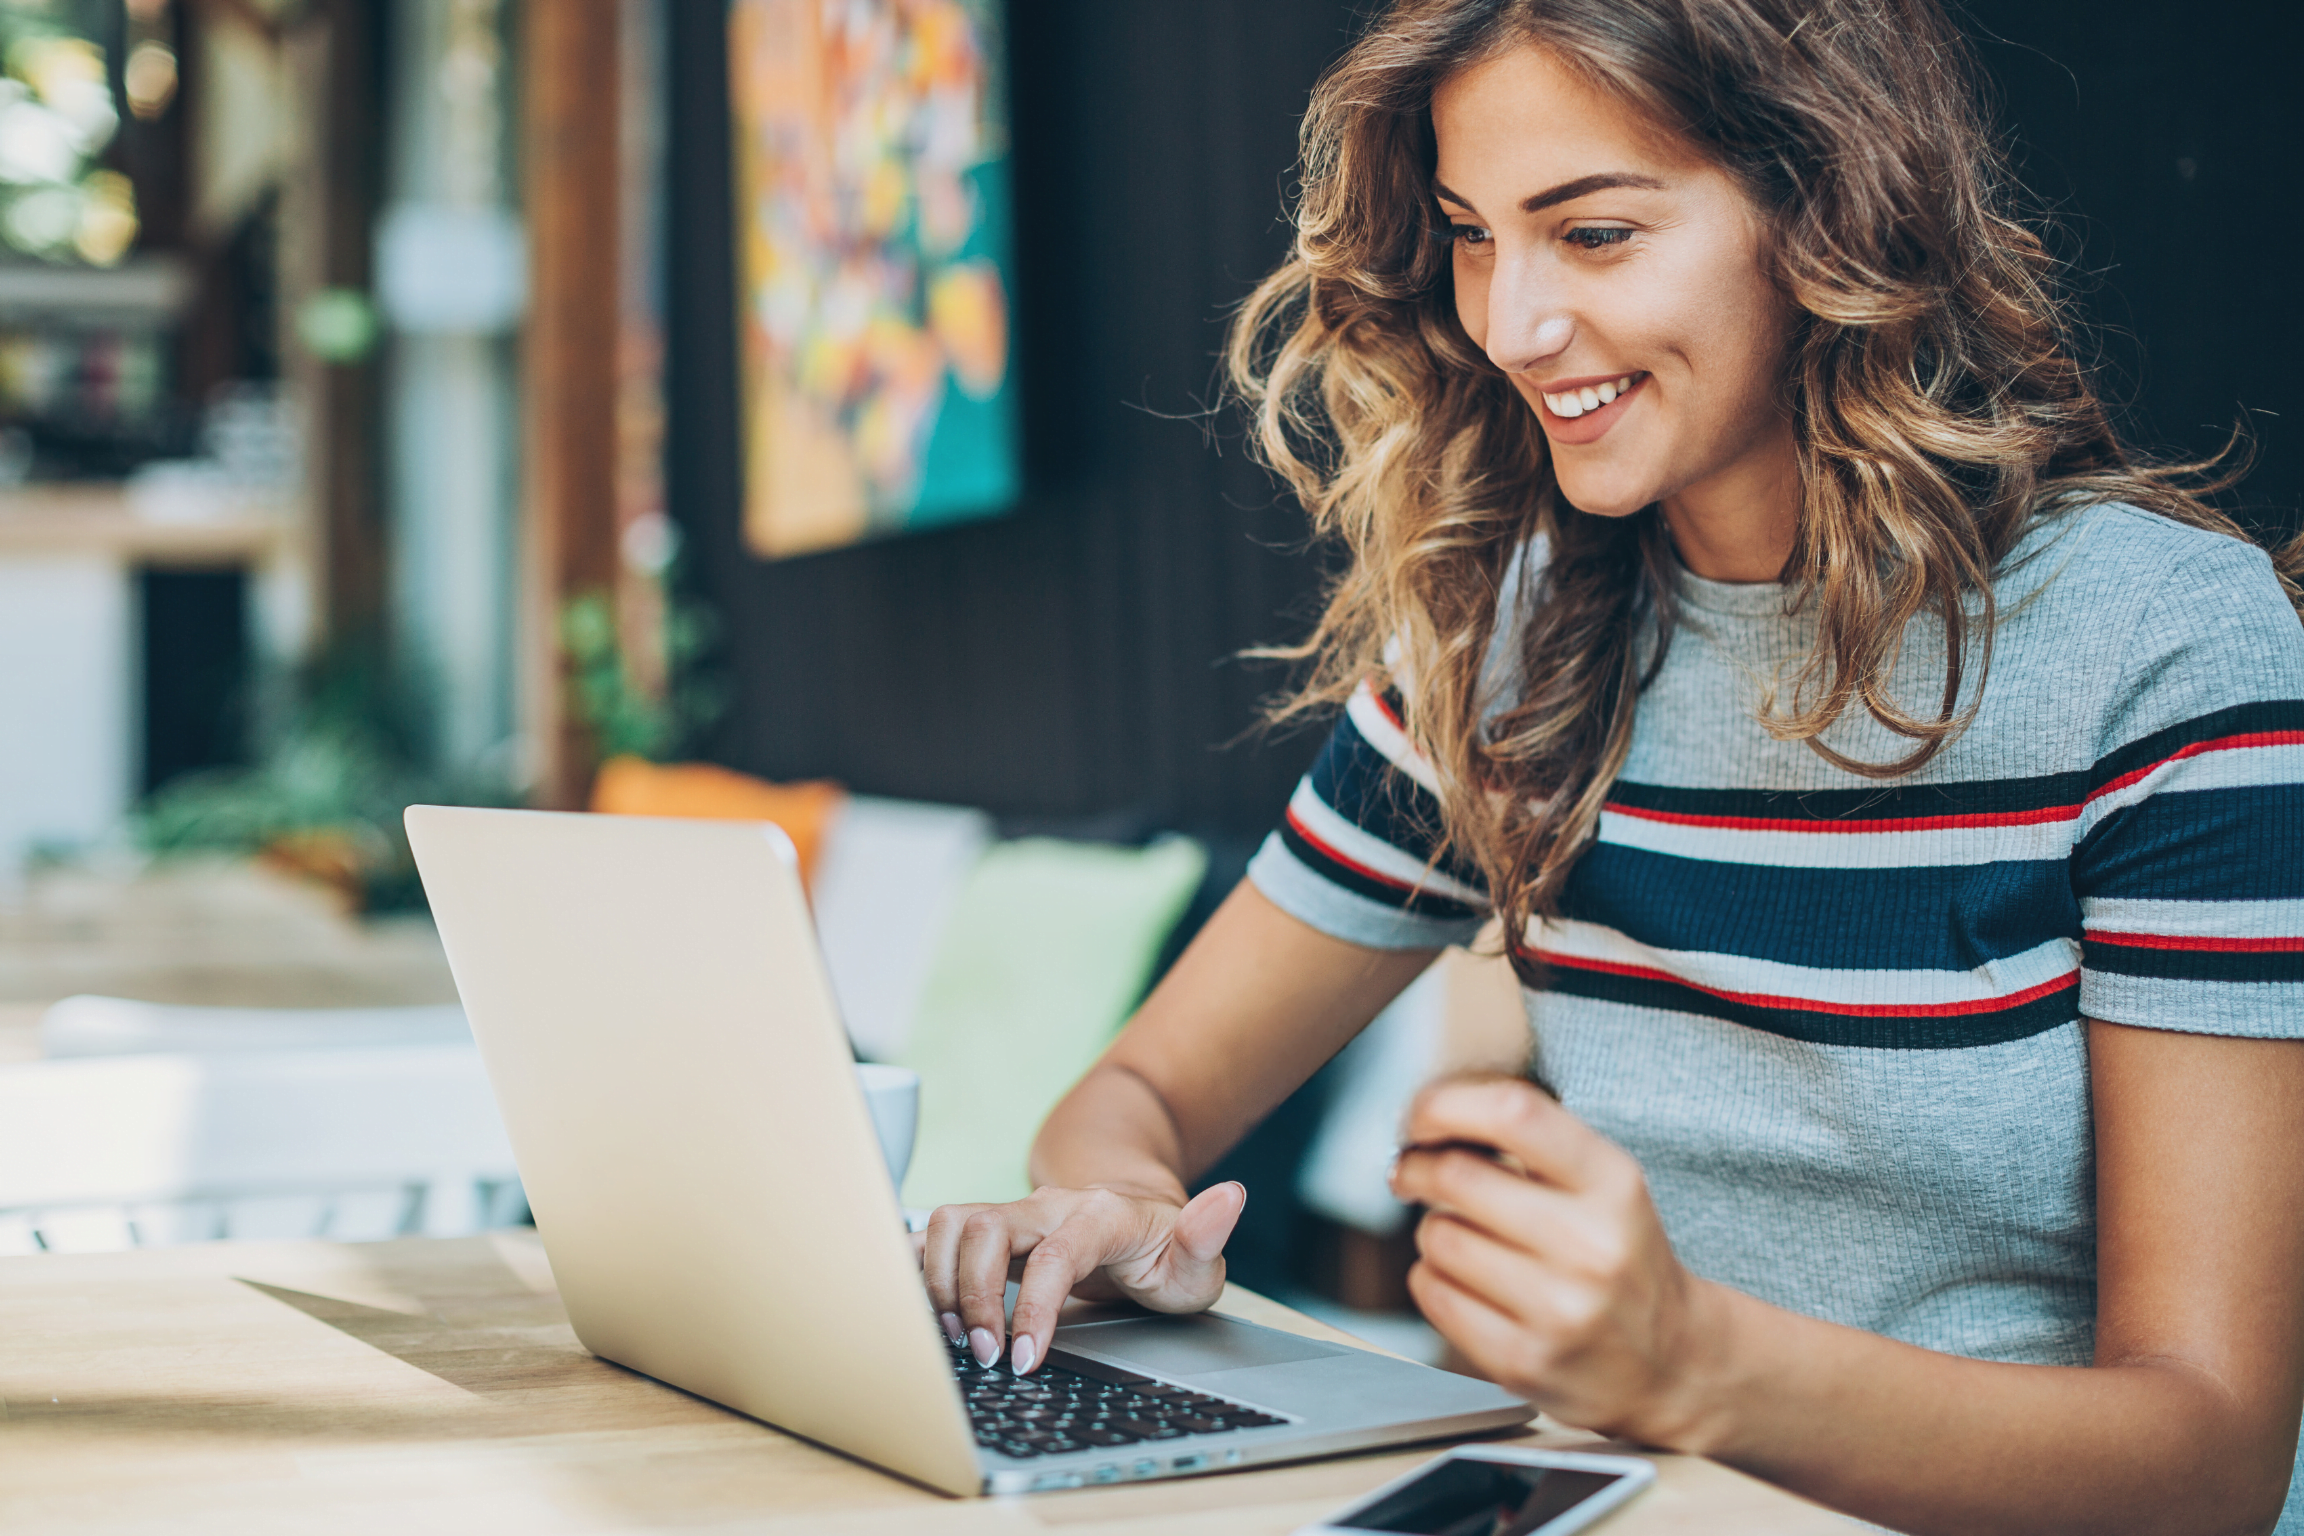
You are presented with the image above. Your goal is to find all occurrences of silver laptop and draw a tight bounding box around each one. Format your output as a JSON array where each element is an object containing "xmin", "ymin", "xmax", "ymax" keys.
[{"xmin": 403, "ymin": 805, "xmax": 1533, "ymax": 1495}]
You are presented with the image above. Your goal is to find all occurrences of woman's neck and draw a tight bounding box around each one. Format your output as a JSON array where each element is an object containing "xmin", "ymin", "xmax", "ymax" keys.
[{"xmin": 1658, "ymin": 420, "xmax": 1801, "ymax": 584}]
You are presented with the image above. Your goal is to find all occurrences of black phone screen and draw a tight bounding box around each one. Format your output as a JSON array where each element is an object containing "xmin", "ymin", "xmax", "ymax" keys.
[{"xmin": 1335, "ymin": 1456, "xmax": 1625, "ymax": 1536}]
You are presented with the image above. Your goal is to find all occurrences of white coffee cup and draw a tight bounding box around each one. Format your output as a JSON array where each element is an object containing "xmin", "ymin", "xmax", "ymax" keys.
[{"xmin": 855, "ymin": 1063, "xmax": 919, "ymax": 1189}]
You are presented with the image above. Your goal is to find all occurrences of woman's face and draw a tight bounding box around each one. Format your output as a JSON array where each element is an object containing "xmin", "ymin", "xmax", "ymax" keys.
[{"xmin": 1432, "ymin": 45, "xmax": 1797, "ymax": 535}]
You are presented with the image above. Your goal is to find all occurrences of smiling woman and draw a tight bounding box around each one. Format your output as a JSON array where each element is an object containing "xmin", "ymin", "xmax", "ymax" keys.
[
  {"xmin": 1427, "ymin": 78, "xmax": 1796, "ymax": 547},
  {"xmin": 1231, "ymin": 1, "xmax": 2302, "ymax": 946},
  {"xmin": 917, "ymin": 5, "xmax": 2304, "ymax": 1535}
]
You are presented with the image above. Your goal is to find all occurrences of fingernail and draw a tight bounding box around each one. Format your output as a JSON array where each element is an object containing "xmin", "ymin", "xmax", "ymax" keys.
[
  {"xmin": 1010, "ymin": 1334, "xmax": 1036, "ymax": 1376},
  {"xmin": 969, "ymin": 1327, "xmax": 998, "ymax": 1368},
  {"xmin": 940, "ymin": 1312, "xmax": 963, "ymax": 1345}
]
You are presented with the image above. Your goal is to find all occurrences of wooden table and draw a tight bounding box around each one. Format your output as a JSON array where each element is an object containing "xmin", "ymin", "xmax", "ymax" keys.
[
  {"xmin": 0, "ymin": 1231, "xmax": 1852, "ymax": 1534},
  {"xmin": 0, "ymin": 862, "xmax": 463, "ymax": 1068}
]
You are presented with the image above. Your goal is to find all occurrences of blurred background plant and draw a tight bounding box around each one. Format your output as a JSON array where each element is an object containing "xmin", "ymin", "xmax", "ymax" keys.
[
  {"xmin": 560, "ymin": 582, "xmax": 727, "ymax": 764},
  {"xmin": 133, "ymin": 576, "xmax": 725, "ymax": 914},
  {"xmin": 0, "ymin": 0, "xmax": 140, "ymax": 266},
  {"xmin": 135, "ymin": 642, "xmax": 519, "ymax": 913}
]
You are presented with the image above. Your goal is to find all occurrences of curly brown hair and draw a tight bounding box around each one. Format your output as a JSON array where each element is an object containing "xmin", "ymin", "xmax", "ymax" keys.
[{"xmin": 1228, "ymin": 0, "xmax": 2303, "ymax": 981}]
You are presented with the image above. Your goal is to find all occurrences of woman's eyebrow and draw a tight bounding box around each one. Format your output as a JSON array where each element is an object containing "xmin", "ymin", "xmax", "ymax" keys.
[
  {"xmin": 1521, "ymin": 172, "xmax": 1667, "ymax": 211},
  {"xmin": 1432, "ymin": 171, "xmax": 1667, "ymax": 216}
]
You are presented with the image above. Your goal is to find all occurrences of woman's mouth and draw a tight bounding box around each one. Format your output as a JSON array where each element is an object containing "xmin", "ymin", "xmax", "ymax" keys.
[
  {"xmin": 1540, "ymin": 373, "xmax": 1643, "ymax": 418},
  {"xmin": 1536, "ymin": 371, "xmax": 1647, "ymax": 444}
]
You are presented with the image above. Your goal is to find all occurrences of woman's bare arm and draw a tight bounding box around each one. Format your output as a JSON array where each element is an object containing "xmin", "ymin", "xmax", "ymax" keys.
[
  {"xmin": 1391, "ymin": 1020, "xmax": 2304, "ymax": 1536},
  {"xmin": 918, "ymin": 881, "xmax": 1436, "ymax": 1371},
  {"xmin": 1031, "ymin": 880, "xmax": 1437, "ymax": 1195}
]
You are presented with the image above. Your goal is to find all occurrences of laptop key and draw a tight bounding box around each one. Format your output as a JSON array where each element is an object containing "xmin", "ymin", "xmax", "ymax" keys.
[
  {"xmin": 1116, "ymin": 1419, "xmax": 1187, "ymax": 1439},
  {"xmin": 1042, "ymin": 1350, "xmax": 1155, "ymax": 1387},
  {"xmin": 958, "ymin": 1349, "xmax": 1288, "ymax": 1454}
]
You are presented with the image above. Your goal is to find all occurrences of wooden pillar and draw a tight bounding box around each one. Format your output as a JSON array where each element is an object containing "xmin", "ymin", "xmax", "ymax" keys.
[
  {"xmin": 520, "ymin": 1, "xmax": 622, "ymax": 808},
  {"xmin": 279, "ymin": 0, "xmax": 385, "ymax": 648}
]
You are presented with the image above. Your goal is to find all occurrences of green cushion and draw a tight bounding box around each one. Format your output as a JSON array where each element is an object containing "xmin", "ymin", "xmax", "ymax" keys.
[{"xmin": 895, "ymin": 836, "xmax": 1206, "ymax": 1210}]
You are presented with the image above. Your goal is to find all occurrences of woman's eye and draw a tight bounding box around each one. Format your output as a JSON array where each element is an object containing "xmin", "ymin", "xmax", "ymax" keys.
[
  {"xmin": 1442, "ymin": 223, "xmax": 1491, "ymax": 248},
  {"xmin": 1565, "ymin": 226, "xmax": 1635, "ymax": 250}
]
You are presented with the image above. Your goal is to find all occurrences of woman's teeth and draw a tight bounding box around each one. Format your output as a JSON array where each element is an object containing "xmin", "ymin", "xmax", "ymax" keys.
[{"xmin": 1542, "ymin": 374, "xmax": 1640, "ymax": 418}]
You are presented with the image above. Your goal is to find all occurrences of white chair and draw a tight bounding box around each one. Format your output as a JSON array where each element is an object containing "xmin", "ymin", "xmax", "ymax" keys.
[
  {"xmin": 1296, "ymin": 942, "xmax": 1534, "ymax": 1239},
  {"xmin": 0, "ymin": 1044, "xmax": 522, "ymax": 1255},
  {"xmin": 810, "ymin": 796, "xmax": 995, "ymax": 1062},
  {"xmin": 1296, "ymin": 964, "xmax": 1446, "ymax": 1238}
]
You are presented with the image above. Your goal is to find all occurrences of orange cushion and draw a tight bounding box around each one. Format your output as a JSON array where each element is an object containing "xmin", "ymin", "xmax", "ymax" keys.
[{"xmin": 589, "ymin": 756, "xmax": 845, "ymax": 889}]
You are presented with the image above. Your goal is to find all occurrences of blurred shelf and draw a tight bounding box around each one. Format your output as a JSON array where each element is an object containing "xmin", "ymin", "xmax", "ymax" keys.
[
  {"xmin": 0, "ymin": 257, "xmax": 194, "ymax": 327},
  {"xmin": 0, "ymin": 481, "xmax": 290, "ymax": 564}
]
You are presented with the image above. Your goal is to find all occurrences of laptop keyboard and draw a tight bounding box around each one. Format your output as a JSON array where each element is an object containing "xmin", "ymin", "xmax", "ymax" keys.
[{"xmin": 943, "ymin": 1334, "xmax": 1289, "ymax": 1460}]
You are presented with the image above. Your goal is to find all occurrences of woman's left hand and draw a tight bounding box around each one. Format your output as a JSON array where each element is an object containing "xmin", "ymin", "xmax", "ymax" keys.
[{"xmin": 1387, "ymin": 1075, "xmax": 1725, "ymax": 1448}]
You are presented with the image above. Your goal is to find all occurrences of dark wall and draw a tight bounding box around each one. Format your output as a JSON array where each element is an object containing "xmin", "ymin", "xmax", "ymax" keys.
[
  {"xmin": 665, "ymin": 1, "xmax": 2303, "ymax": 835},
  {"xmin": 1970, "ymin": 1, "xmax": 2303, "ymax": 544},
  {"xmin": 667, "ymin": 0, "xmax": 1361, "ymax": 837}
]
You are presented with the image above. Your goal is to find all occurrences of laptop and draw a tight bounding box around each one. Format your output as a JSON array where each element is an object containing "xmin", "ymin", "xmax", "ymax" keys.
[{"xmin": 403, "ymin": 805, "xmax": 1534, "ymax": 1495}]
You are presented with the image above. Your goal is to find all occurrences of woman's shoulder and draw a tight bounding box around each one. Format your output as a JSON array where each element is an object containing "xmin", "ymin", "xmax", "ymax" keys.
[
  {"xmin": 2005, "ymin": 503, "xmax": 2303, "ymax": 749},
  {"xmin": 2001, "ymin": 501, "xmax": 2291, "ymax": 628},
  {"xmin": 2011, "ymin": 500, "xmax": 2280, "ymax": 580}
]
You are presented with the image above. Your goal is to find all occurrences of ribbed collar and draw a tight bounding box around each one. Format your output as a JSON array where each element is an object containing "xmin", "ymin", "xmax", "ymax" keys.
[
  {"xmin": 1669, "ymin": 561, "xmax": 1804, "ymax": 619},
  {"xmin": 1663, "ymin": 510, "xmax": 2084, "ymax": 621}
]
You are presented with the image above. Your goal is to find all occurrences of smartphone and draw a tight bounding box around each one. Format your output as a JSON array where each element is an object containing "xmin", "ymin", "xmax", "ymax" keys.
[{"xmin": 1296, "ymin": 1446, "xmax": 1655, "ymax": 1536}]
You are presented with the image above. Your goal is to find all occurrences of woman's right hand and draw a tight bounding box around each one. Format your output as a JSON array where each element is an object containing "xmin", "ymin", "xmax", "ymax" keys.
[{"xmin": 918, "ymin": 1180, "xmax": 1246, "ymax": 1378}]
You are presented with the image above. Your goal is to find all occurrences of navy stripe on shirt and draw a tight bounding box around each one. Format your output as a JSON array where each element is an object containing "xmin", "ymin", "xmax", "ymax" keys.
[
  {"xmin": 1562, "ymin": 845, "xmax": 2076, "ymax": 972},
  {"xmin": 2087, "ymin": 699, "xmax": 2304, "ymax": 796},
  {"xmin": 1272, "ymin": 672, "xmax": 2304, "ymax": 1041},
  {"xmin": 2082, "ymin": 936, "xmax": 2304, "ymax": 984},
  {"xmin": 1276, "ymin": 818, "xmax": 1481, "ymax": 922},
  {"xmin": 2075, "ymin": 785, "xmax": 2304, "ymax": 901},
  {"xmin": 1535, "ymin": 953, "xmax": 2082, "ymax": 1049},
  {"xmin": 1603, "ymin": 774, "xmax": 2087, "ymax": 827},
  {"xmin": 1308, "ymin": 701, "xmax": 1485, "ymax": 890}
]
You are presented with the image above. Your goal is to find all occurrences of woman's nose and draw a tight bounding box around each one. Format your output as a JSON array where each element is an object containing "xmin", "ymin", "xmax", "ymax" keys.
[
  {"xmin": 1478, "ymin": 248, "xmax": 1575, "ymax": 374},
  {"xmin": 1485, "ymin": 311, "xmax": 1574, "ymax": 377}
]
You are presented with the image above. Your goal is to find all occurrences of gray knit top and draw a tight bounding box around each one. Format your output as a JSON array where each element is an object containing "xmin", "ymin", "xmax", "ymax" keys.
[{"xmin": 1249, "ymin": 503, "xmax": 2304, "ymax": 1530}]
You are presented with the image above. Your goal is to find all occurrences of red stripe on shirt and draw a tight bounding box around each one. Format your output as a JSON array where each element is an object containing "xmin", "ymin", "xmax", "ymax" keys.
[
  {"xmin": 1285, "ymin": 806, "xmax": 1417, "ymax": 894},
  {"xmin": 1529, "ymin": 949, "xmax": 2082, "ymax": 1018},
  {"xmin": 1367, "ymin": 687, "xmax": 1408, "ymax": 735},
  {"xmin": 1600, "ymin": 731, "xmax": 2304, "ymax": 834},
  {"xmin": 1603, "ymin": 803, "xmax": 2077, "ymax": 834},
  {"xmin": 2088, "ymin": 730, "xmax": 2304, "ymax": 803},
  {"xmin": 2087, "ymin": 930, "xmax": 2304, "ymax": 954}
]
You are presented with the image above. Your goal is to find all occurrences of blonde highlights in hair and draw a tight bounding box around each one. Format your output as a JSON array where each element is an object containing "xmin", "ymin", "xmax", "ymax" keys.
[{"xmin": 1230, "ymin": 0, "xmax": 2303, "ymax": 980}]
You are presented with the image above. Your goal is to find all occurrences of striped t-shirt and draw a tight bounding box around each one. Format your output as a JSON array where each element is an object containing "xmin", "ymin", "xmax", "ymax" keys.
[{"xmin": 1249, "ymin": 502, "xmax": 2304, "ymax": 1525}]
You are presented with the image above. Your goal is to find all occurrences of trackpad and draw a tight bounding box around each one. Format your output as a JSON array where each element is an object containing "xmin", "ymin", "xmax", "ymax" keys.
[{"xmin": 1056, "ymin": 1313, "xmax": 1352, "ymax": 1376}]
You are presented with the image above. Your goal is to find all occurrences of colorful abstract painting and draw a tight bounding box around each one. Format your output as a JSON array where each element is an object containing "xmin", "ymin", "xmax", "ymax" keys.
[{"xmin": 728, "ymin": 0, "xmax": 1018, "ymax": 558}]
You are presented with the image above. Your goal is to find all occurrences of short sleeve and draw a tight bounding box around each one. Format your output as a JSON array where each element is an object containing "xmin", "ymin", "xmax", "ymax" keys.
[
  {"xmin": 1247, "ymin": 679, "xmax": 1489, "ymax": 951},
  {"xmin": 2073, "ymin": 538, "xmax": 2304, "ymax": 1037}
]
